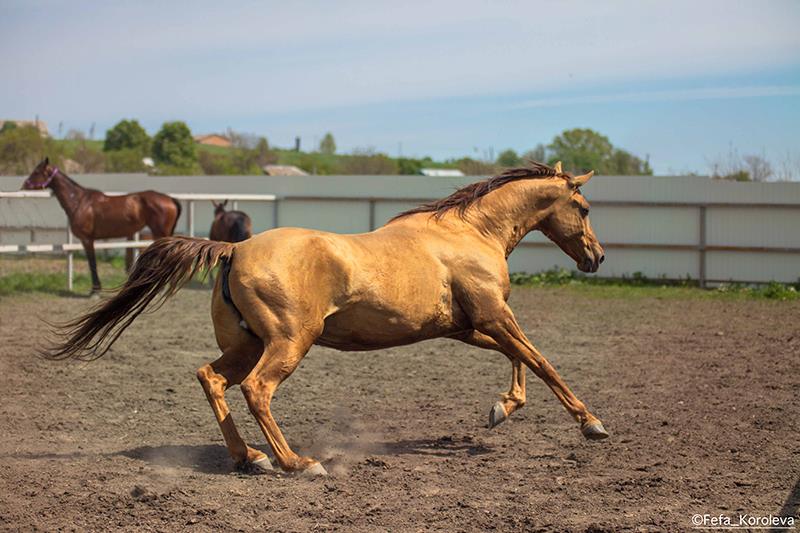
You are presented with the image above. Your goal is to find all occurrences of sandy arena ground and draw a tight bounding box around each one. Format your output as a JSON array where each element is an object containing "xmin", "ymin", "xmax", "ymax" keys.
[{"xmin": 0, "ymin": 287, "xmax": 798, "ymax": 532}]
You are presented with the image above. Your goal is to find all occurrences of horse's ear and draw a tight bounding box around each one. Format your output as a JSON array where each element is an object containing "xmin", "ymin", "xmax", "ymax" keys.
[
  {"xmin": 570, "ymin": 170, "xmax": 594, "ymax": 187},
  {"xmin": 222, "ymin": 199, "xmax": 228, "ymax": 207},
  {"xmin": 211, "ymin": 200, "xmax": 219, "ymax": 208},
  {"xmin": 553, "ymin": 161, "xmax": 562, "ymax": 174},
  {"xmin": 43, "ymin": 157, "xmax": 49, "ymax": 166}
]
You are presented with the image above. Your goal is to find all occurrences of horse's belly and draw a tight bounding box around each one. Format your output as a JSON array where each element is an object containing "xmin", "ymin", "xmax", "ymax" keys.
[{"xmin": 316, "ymin": 300, "xmax": 466, "ymax": 351}]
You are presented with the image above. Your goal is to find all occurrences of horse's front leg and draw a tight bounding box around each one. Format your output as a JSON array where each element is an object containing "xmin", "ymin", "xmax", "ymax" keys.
[
  {"xmin": 81, "ymin": 239, "xmax": 101, "ymax": 294},
  {"xmin": 452, "ymin": 330, "xmax": 526, "ymax": 428},
  {"xmin": 473, "ymin": 304, "xmax": 608, "ymax": 441}
]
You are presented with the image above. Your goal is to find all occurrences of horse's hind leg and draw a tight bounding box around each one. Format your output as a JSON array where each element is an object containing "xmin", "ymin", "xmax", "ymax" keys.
[
  {"xmin": 453, "ymin": 330, "xmax": 526, "ymax": 428},
  {"xmin": 197, "ymin": 342, "xmax": 271, "ymax": 472},
  {"xmin": 240, "ymin": 336, "xmax": 326, "ymax": 476}
]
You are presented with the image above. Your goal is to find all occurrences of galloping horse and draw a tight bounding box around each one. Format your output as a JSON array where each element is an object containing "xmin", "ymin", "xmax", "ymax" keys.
[
  {"xmin": 209, "ymin": 200, "xmax": 252, "ymax": 243},
  {"xmin": 46, "ymin": 162, "xmax": 607, "ymax": 476},
  {"xmin": 22, "ymin": 158, "xmax": 182, "ymax": 293}
]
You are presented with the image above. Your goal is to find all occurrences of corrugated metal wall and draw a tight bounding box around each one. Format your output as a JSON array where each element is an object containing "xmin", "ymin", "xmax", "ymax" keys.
[{"xmin": 1, "ymin": 173, "xmax": 799, "ymax": 283}]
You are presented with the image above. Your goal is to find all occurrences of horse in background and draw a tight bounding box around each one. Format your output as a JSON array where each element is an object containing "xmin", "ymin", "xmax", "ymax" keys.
[
  {"xmin": 22, "ymin": 158, "xmax": 181, "ymax": 294},
  {"xmin": 209, "ymin": 200, "xmax": 252, "ymax": 243}
]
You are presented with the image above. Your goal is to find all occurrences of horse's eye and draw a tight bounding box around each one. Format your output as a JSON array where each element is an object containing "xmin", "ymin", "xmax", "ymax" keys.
[{"xmin": 579, "ymin": 207, "xmax": 589, "ymax": 217}]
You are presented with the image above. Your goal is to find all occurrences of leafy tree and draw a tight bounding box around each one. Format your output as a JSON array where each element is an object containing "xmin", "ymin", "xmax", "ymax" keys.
[
  {"xmin": 397, "ymin": 157, "xmax": 424, "ymax": 175},
  {"xmin": 106, "ymin": 148, "xmax": 147, "ymax": 173},
  {"xmin": 152, "ymin": 121, "xmax": 196, "ymax": 170},
  {"xmin": 496, "ymin": 149, "xmax": 521, "ymax": 167},
  {"xmin": 523, "ymin": 143, "xmax": 547, "ymax": 163},
  {"xmin": 340, "ymin": 148, "xmax": 398, "ymax": 175},
  {"xmin": 548, "ymin": 128, "xmax": 613, "ymax": 174},
  {"xmin": 548, "ymin": 128, "xmax": 652, "ymax": 175},
  {"xmin": 319, "ymin": 132, "xmax": 336, "ymax": 155},
  {"xmin": 0, "ymin": 125, "xmax": 64, "ymax": 175},
  {"xmin": 0, "ymin": 122, "xmax": 18, "ymax": 135},
  {"xmin": 104, "ymin": 119, "xmax": 150, "ymax": 153}
]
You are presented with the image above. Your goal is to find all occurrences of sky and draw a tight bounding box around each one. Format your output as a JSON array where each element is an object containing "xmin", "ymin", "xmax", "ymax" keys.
[{"xmin": 2, "ymin": 1, "xmax": 799, "ymax": 175}]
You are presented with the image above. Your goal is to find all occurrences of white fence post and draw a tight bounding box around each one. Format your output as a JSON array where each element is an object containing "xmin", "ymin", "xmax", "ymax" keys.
[{"xmin": 66, "ymin": 226, "xmax": 74, "ymax": 292}]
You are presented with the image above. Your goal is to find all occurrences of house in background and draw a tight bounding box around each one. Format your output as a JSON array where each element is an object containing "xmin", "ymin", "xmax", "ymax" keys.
[
  {"xmin": 0, "ymin": 119, "xmax": 49, "ymax": 137},
  {"xmin": 194, "ymin": 133, "xmax": 232, "ymax": 148}
]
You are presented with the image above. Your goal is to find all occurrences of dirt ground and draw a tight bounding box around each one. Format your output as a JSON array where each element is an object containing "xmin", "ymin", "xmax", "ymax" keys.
[{"xmin": 0, "ymin": 287, "xmax": 798, "ymax": 532}]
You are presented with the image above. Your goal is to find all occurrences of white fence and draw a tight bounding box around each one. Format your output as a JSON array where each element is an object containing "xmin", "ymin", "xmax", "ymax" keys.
[{"xmin": 1, "ymin": 174, "xmax": 800, "ymax": 286}]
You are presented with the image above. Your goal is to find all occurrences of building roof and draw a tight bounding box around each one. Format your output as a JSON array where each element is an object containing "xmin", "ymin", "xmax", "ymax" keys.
[
  {"xmin": 262, "ymin": 164, "xmax": 309, "ymax": 176},
  {"xmin": 420, "ymin": 168, "xmax": 465, "ymax": 177},
  {"xmin": 194, "ymin": 134, "xmax": 232, "ymax": 146}
]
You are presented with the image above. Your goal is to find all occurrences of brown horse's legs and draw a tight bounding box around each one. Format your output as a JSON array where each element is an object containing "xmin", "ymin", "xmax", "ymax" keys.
[
  {"xmin": 197, "ymin": 349, "xmax": 269, "ymax": 470},
  {"xmin": 453, "ymin": 330, "xmax": 526, "ymax": 427},
  {"xmin": 239, "ymin": 339, "xmax": 325, "ymax": 475},
  {"xmin": 81, "ymin": 240, "xmax": 101, "ymax": 293},
  {"xmin": 476, "ymin": 305, "xmax": 607, "ymax": 439}
]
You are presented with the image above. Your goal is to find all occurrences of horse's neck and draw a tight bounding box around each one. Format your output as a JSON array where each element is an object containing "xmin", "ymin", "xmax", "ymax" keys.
[
  {"xmin": 50, "ymin": 174, "xmax": 86, "ymax": 218},
  {"xmin": 466, "ymin": 179, "xmax": 563, "ymax": 256}
]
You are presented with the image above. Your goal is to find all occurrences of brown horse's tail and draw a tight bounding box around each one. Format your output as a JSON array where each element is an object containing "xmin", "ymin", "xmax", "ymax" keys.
[
  {"xmin": 169, "ymin": 197, "xmax": 183, "ymax": 235},
  {"xmin": 44, "ymin": 237, "xmax": 235, "ymax": 361}
]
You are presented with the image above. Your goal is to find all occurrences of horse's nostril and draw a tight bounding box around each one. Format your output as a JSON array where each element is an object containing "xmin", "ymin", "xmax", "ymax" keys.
[{"xmin": 599, "ymin": 254, "xmax": 605, "ymax": 264}]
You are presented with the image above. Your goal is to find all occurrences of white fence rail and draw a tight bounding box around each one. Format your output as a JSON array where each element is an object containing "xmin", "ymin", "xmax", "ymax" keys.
[{"xmin": 0, "ymin": 191, "xmax": 277, "ymax": 290}]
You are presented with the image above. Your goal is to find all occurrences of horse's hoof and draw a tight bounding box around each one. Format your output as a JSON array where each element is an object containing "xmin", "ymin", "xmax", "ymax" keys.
[
  {"xmin": 251, "ymin": 456, "xmax": 273, "ymax": 472},
  {"xmin": 581, "ymin": 420, "xmax": 609, "ymax": 441},
  {"xmin": 488, "ymin": 402, "xmax": 507, "ymax": 429},
  {"xmin": 236, "ymin": 456, "xmax": 273, "ymax": 474},
  {"xmin": 89, "ymin": 292, "xmax": 101, "ymax": 300},
  {"xmin": 302, "ymin": 462, "xmax": 328, "ymax": 477}
]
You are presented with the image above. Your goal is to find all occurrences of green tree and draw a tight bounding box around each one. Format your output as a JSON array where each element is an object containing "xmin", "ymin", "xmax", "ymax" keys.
[
  {"xmin": 522, "ymin": 143, "xmax": 547, "ymax": 163},
  {"xmin": 548, "ymin": 128, "xmax": 613, "ymax": 174},
  {"xmin": 152, "ymin": 121, "xmax": 196, "ymax": 170},
  {"xmin": 0, "ymin": 125, "xmax": 64, "ymax": 175},
  {"xmin": 496, "ymin": 149, "xmax": 521, "ymax": 167},
  {"xmin": 0, "ymin": 122, "xmax": 18, "ymax": 135},
  {"xmin": 319, "ymin": 132, "xmax": 336, "ymax": 155},
  {"xmin": 103, "ymin": 119, "xmax": 150, "ymax": 153}
]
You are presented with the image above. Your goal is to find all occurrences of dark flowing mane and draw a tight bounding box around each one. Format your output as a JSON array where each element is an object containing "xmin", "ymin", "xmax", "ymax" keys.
[{"xmin": 392, "ymin": 161, "xmax": 568, "ymax": 221}]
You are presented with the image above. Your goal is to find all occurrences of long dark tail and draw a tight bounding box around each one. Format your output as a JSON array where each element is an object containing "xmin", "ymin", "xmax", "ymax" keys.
[
  {"xmin": 169, "ymin": 197, "xmax": 183, "ymax": 235},
  {"xmin": 44, "ymin": 236, "xmax": 235, "ymax": 361}
]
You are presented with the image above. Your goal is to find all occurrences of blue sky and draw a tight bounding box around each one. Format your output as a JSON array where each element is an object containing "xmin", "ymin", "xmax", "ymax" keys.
[{"xmin": 2, "ymin": 1, "xmax": 799, "ymax": 175}]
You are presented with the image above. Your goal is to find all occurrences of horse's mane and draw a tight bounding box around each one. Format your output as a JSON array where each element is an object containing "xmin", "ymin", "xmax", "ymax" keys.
[{"xmin": 392, "ymin": 161, "xmax": 569, "ymax": 221}]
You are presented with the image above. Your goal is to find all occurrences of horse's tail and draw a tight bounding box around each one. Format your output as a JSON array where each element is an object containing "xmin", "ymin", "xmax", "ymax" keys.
[
  {"xmin": 230, "ymin": 214, "xmax": 252, "ymax": 243},
  {"xmin": 169, "ymin": 197, "xmax": 183, "ymax": 235},
  {"xmin": 43, "ymin": 237, "xmax": 235, "ymax": 361}
]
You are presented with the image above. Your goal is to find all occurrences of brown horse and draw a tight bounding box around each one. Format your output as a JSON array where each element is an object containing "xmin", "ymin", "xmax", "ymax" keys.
[
  {"xmin": 46, "ymin": 161, "xmax": 607, "ymax": 476},
  {"xmin": 22, "ymin": 158, "xmax": 182, "ymax": 293},
  {"xmin": 209, "ymin": 200, "xmax": 252, "ymax": 243}
]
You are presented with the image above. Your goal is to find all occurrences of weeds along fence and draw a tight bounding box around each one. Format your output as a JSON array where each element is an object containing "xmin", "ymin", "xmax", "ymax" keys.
[
  {"xmin": 0, "ymin": 190, "xmax": 276, "ymax": 290},
  {"xmin": 1, "ymin": 174, "xmax": 800, "ymax": 288}
]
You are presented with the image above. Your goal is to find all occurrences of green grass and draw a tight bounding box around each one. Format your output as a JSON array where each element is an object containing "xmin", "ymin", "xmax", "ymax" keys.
[
  {"xmin": 510, "ymin": 268, "xmax": 800, "ymax": 300},
  {"xmin": 0, "ymin": 271, "xmax": 128, "ymax": 298}
]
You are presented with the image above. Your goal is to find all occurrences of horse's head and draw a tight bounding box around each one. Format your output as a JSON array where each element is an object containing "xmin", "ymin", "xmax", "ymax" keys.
[
  {"xmin": 538, "ymin": 163, "xmax": 605, "ymax": 273},
  {"xmin": 22, "ymin": 157, "xmax": 57, "ymax": 190},
  {"xmin": 212, "ymin": 200, "xmax": 229, "ymax": 216}
]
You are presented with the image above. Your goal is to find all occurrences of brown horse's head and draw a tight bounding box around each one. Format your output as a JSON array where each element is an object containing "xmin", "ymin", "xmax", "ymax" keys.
[
  {"xmin": 538, "ymin": 164, "xmax": 604, "ymax": 273},
  {"xmin": 22, "ymin": 157, "xmax": 57, "ymax": 190},
  {"xmin": 212, "ymin": 200, "xmax": 229, "ymax": 217}
]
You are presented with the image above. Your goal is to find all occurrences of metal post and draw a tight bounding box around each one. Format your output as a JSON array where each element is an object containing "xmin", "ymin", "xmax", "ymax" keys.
[
  {"xmin": 188, "ymin": 200, "xmax": 195, "ymax": 237},
  {"xmin": 66, "ymin": 226, "xmax": 74, "ymax": 292},
  {"xmin": 698, "ymin": 205, "xmax": 707, "ymax": 288},
  {"xmin": 368, "ymin": 199, "xmax": 376, "ymax": 231},
  {"xmin": 232, "ymin": 200, "xmax": 239, "ymax": 211},
  {"xmin": 273, "ymin": 199, "xmax": 279, "ymax": 229},
  {"xmin": 132, "ymin": 231, "xmax": 140, "ymax": 264}
]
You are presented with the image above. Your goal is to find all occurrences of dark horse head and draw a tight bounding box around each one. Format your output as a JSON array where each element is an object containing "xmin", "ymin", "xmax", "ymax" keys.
[
  {"xmin": 22, "ymin": 157, "xmax": 58, "ymax": 190},
  {"xmin": 212, "ymin": 199, "xmax": 229, "ymax": 217}
]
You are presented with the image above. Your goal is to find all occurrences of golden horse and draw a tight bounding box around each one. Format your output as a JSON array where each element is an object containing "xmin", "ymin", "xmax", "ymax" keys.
[{"xmin": 47, "ymin": 162, "xmax": 607, "ymax": 476}]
